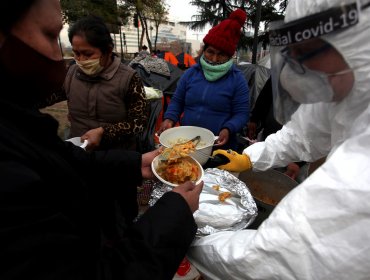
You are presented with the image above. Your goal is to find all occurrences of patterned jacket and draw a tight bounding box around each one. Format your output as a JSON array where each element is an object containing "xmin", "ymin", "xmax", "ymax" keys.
[{"xmin": 60, "ymin": 55, "xmax": 147, "ymax": 150}]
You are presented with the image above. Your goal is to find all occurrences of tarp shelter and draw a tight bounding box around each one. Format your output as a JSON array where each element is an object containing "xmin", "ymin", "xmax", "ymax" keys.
[
  {"xmin": 176, "ymin": 52, "xmax": 197, "ymax": 70},
  {"xmin": 128, "ymin": 56, "xmax": 183, "ymax": 151},
  {"xmin": 157, "ymin": 51, "xmax": 179, "ymax": 66},
  {"xmin": 236, "ymin": 62, "xmax": 271, "ymax": 110},
  {"xmin": 234, "ymin": 61, "xmax": 271, "ymax": 152}
]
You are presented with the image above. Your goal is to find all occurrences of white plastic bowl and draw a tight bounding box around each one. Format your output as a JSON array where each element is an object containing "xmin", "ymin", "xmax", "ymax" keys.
[
  {"xmin": 159, "ymin": 126, "xmax": 217, "ymax": 166},
  {"xmin": 65, "ymin": 137, "xmax": 88, "ymax": 149},
  {"xmin": 151, "ymin": 154, "xmax": 204, "ymax": 187}
]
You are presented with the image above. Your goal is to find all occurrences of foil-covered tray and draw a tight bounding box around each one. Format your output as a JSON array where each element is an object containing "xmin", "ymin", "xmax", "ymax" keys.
[{"xmin": 149, "ymin": 168, "xmax": 258, "ymax": 236}]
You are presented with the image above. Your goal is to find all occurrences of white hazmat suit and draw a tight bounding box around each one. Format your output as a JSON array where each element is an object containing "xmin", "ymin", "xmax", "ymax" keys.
[{"xmin": 188, "ymin": 0, "xmax": 370, "ymax": 279}]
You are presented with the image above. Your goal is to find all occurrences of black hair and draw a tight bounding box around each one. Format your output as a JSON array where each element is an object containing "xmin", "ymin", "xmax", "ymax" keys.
[
  {"xmin": 0, "ymin": 0, "xmax": 36, "ymax": 34},
  {"xmin": 68, "ymin": 15, "xmax": 114, "ymax": 54}
]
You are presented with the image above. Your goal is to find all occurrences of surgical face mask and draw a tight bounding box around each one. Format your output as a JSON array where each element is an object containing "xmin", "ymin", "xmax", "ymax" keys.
[
  {"xmin": 76, "ymin": 57, "xmax": 104, "ymax": 76},
  {"xmin": 280, "ymin": 63, "xmax": 353, "ymax": 104}
]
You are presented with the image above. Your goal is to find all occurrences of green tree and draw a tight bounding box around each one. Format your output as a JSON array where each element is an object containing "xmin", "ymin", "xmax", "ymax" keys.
[
  {"xmin": 61, "ymin": 0, "xmax": 119, "ymax": 26},
  {"xmin": 147, "ymin": 1, "xmax": 168, "ymax": 51},
  {"xmin": 61, "ymin": 0, "xmax": 168, "ymax": 53},
  {"xmin": 117, "ymin": 0, "xmax": 167, "ymax": 52}
]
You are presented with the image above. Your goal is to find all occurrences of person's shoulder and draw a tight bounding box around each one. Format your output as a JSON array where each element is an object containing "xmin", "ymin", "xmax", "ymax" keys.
[
  {"xmin": 183, "ymin": 64, "xmax": 201, "ymax": 76},
  {"xmin": 65, "ymin": 64, "xmax": 79, "ymax": 81},
  {"xmin": 231, "ymin": 63, "xmax": 244, "ymax": 74},
  {"xmin": 176, "ymin": 65, "xmax": 199, "ymax": 83},
  {"xmin": 230, "ymin": 64, "xmax": 248, "ymax": 80},
  {"xmin": 118, "ymin": 60, "xmax": 136, "ymax": 74},
  {"xmin": 67, "ymin": 63, "xmax": 78, "ymax": 74}
]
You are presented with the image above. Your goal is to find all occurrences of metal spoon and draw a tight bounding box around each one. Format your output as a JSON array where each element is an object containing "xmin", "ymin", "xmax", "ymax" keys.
[{"xmin": 160, "ymin": 135, "xmax": 201, "ymax": 161}]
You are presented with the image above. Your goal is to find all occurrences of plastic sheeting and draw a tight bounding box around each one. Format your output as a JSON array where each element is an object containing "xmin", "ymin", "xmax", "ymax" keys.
[{"xmin": 236, "ymin": 63, "xmax": 270, "ymax": 110}]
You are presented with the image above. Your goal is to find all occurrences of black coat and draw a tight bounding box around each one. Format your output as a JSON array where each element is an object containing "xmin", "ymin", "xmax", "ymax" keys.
[
  {"xmin": 0, "ymin": 99, "xmax": 197, "ymax": 280},
  {"xmin": 249, "ymin": 78, "xmax": 282, "ymax": 140}
]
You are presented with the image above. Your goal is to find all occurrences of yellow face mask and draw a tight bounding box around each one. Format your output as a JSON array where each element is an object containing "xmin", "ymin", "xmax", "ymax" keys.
[{"xmin": 75, "ymin": 57, "xmax": 104, "ymax": 76}]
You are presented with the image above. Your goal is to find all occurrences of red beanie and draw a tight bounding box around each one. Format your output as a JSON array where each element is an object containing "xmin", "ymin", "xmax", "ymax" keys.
[{"xmin": 203, "ymin": 8, "xmax": 247, "ymax": 57}]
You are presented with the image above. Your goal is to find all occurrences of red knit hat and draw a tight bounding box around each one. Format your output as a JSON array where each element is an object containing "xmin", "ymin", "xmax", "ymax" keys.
[{"xmin": 203, "ymin": 8, "xmax": 247, "ymax": 57}]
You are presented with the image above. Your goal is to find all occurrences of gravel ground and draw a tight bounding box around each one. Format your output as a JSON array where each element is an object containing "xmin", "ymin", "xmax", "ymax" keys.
[{"xmin": 40, "ymin": 101, "xmax": 69, "ymax": 140}]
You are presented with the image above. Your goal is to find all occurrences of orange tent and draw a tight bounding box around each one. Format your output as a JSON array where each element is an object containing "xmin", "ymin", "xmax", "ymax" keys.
[
  {"xmin": 176, "ymin": 52, "xmax": 196, "ymax": 69},
  {"xmin": 157, "ymin": 51, "xmax": 179, "ymax": 66},
  {"xmin": 164, "ymin": 52, "xmax": 179, "ymax": 66}
]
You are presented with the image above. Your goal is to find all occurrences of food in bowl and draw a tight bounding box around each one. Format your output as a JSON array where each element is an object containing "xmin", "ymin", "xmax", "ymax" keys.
[
  {"xmin": 157, "ymin": 157, "xmax": 200, "ymax": 185},
  {"xmin": 159, "ymin": 126, "xmax": 217, "ymax": 166},
  {"xmin": 152, "ymin": 155, "xmax": 204, "ymax": 187},
  {"xmin": 161, "ymin": 140, "xmax": 197, "ymax": 161},
  {"xmin": 157, "ymin": 140, "xmax": 199, "ymax": 185},
  {"xmin": 168, "ymin": 137, "xmax": 207, "ymax": 148}
]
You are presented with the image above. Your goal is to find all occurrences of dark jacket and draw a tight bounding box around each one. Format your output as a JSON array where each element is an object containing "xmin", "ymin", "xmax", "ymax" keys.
[
  {"xmin": 0, "ymin": 99, "xmax": 197, "ymax": 279},
  {"xmin": 250, "ymin": 77, "xmax": 282, "ymax": 140},
  {"xmin": 64, "ymin": 56, "xmax": 147, "ymax": 151}
]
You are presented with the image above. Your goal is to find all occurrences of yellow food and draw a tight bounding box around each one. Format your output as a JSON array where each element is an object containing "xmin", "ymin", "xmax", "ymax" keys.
[
  {"xmin": 157, "ymin": 157, "xmax": 200, "ymax": 185},
  {"xmin": 218, "ymin": 191, "xmax": 232, "ymax": 202},
  {"xmin": 212, "ymin": 185, "xmax": 220, "ymax": 191},
  {"xmin": 161, "ymin": 141, "xmax": 196, "ymax": 162}
]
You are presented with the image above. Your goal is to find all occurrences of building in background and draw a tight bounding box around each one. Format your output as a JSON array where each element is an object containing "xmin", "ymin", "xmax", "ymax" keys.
[
  {"xmin": 60, "ymin": 18, "xmax": 202, "ymax": 59},
  {"xmin": 118, "ymin": 18, "xmax": 201, "ymax": 57}
]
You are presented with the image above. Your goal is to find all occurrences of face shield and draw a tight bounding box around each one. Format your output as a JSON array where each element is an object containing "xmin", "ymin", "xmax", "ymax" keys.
[{"xmin": 269, "ymin": 1, "xmax": 364, "ymax": 125}]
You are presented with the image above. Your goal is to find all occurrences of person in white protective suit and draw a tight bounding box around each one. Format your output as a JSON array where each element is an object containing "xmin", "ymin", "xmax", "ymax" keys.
[{"xmin": 187, "ymin": 0, "xmax": 370, "ymax": 279}]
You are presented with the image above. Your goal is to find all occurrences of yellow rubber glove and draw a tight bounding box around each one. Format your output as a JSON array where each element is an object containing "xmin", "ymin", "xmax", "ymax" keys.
[{"xmin": 212, "ymin": 149, "xmax": 252, "ymax": 172}]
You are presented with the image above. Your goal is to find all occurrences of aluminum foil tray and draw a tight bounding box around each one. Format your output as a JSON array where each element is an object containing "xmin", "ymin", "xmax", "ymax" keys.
[{"xmin": 149, "ymin": 168, "xmax": 258, "ymax": 236}]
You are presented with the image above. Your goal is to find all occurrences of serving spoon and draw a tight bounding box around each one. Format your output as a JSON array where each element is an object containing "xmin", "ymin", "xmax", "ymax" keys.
[{"xmin": 160, "ymin": 136, "xmax": 201, "ymax": 162}]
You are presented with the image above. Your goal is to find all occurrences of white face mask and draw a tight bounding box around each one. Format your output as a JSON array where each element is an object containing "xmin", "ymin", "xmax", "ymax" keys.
[
  {"xmin": 280, "ymin": 63, "xmax": 354, "ymax": 104},
  {"xmin": 75, "ymin": 57, "xmax": 104, "ymax": 76},
  {"xmin": 280, "ymin": 64, "xmax": 335, "ymax": 104}
]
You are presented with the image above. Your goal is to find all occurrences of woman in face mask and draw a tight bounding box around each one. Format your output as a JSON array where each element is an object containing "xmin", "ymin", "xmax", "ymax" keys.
[
  {"xmin": 48, "ymin": 15, "xmax": 149, "ymax": 225},
  {"xmin": 56, "ymin": 15, "xmax": 147, "ymax": 153},
  {"xmin": 157, "ymin": 9, "xmax": 250, "ymax": 151}
]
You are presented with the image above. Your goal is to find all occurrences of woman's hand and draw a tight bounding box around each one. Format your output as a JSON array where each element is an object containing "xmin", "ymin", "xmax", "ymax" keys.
[
  {"xmin": 214, "ymin": 128, "xmax": 229, "ymax": 146},
  {"xmin": 141, "ymin": 149, "xmax": 161, "ymax": 179},
  {"xmin": 172, "ymin": 181, "xmax": 204, "ymax": 213},
  {"xmin": 156, "ymin": 119, "xmax": 175, "ymax": 135},
  {"xmin": 81, "ymin": 127, "xmax": 104, "ymax": 151}
]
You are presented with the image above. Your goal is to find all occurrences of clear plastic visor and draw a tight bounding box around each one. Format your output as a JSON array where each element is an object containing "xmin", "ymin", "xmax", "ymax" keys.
[{"xmin": 269, "ymin": 1, "xmax": 361, "ymax": 124}]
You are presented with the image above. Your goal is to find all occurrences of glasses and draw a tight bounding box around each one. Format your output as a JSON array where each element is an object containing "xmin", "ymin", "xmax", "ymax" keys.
[{"xmin": 281, "ymin": 43, "xmax": 332, "ymax": 74}]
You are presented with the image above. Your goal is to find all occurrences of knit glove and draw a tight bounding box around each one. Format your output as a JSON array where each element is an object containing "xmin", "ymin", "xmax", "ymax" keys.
[{"xmin": 212, "ymin": 149, "xmax": 252, "ymax": 172}]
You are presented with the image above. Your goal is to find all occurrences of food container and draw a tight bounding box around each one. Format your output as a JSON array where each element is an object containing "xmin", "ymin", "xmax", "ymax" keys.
[
  {"xmin": 149, "ymin": 168, "xmax": 257, "ymax": 236},
  {"xmin": 65, "ymin": 137, "xmax": 88, "ymax": 149},
  {"xmin": 159, "ymin": 126, "xmax": 217, "ymax": 166},
  {"xmin": 238, "ymin": 169, "xmax": 298, "ymax": 229},
  {"xmin": 151, "ymin": 154, "xmax": 204, "ymax": 187}
]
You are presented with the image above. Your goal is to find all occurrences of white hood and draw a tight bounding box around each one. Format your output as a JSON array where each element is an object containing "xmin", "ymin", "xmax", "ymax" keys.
[
  {"xmin": 187, "ymin": 1, "xmax": 370, "ymax": 279},
  {"xmin": 286, "ymin": 0, "xmax": 370, "ymax": 155}
]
